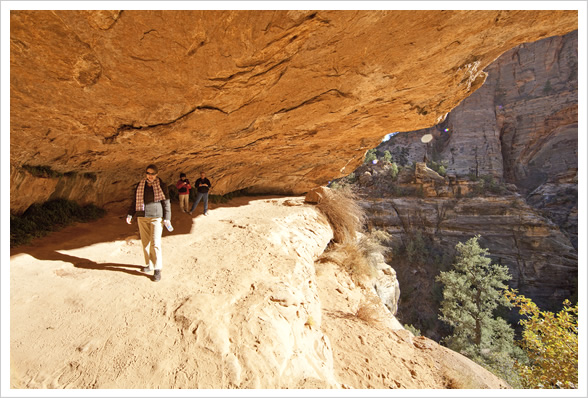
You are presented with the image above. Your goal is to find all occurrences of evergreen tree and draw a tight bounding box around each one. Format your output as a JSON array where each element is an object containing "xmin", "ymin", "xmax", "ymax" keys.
[{"xmin": 436, "ymin": 236, "xmax": 521, "ymax": 382}]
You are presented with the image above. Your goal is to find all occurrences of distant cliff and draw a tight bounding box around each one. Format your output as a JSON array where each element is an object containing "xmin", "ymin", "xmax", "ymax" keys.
[
  {"xmin": 352, "ymin": 31, "xmax": 578, "ymax": 336},
  {"xmin": 377, "ymin": 30, "xmax": 578, "ymax": 247}
]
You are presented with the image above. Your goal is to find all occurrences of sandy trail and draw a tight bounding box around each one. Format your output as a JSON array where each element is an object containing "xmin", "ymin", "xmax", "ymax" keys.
[
  {"xmin": 9, "ymin": 195, "xmax": 509, "ymax": 390},
  {"xmin": 10, "ymin": 196, "xmax": 335, "ymax": 388}
]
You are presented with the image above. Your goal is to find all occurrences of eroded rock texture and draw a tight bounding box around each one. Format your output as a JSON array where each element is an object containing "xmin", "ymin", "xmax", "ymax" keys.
[{"xmin": 9, "ymin": 10, "xmax": 577, "ymax": 213}]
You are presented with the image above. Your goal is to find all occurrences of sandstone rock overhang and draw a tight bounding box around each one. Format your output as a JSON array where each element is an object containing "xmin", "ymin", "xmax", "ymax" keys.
[{"xmin": 9, "ymin": 10, "xmax": 577, "ymax": 210}]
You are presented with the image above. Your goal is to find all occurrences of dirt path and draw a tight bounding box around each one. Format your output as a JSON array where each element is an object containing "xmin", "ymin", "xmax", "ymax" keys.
[
  {"xmin": 10, "ymin": 196, "xmax": 336, "ymax": 388},
  {"xmin": 8, "ymin": 196, "xmax": 509, "ymax": 390}
]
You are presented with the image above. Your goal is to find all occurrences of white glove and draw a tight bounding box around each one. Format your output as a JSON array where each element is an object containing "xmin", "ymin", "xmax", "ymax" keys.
[
  {"xmin": 126, "ymin": 215, "xmax": 132, "ymax": 224},
  {"xmin": 163, "ymin": 220, "xmax": 174, "ymax": 232}
]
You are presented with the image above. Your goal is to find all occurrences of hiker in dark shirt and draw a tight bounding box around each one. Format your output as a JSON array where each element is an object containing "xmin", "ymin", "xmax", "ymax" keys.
[
  {"xmin": 126, "ymin": 164, "xmax": 172, "ymax": 282},
  {"xmin": 189, "ymin": 171, "xmax": 211, "ymax": 216},
  {"xmin": 176, "ymin": 172, "xmax": 191, "ymax": 213}
]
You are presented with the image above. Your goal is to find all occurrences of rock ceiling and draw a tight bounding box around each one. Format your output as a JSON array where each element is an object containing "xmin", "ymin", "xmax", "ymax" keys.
[{"xmin": 10, "ymin": 10, "xmax": 577, "ymax": 205}]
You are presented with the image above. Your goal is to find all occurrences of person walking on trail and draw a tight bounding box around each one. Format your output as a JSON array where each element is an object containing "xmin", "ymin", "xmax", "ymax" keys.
[
  {"xmin": 176, "ymin": 172, "xmax": 191, "ymax": 213},
  {"xmin": 189, "ymin": 171, "xmax": 211, "ymax": 216},
  {"xmin": 126, "ymin": 164, "xmax": 172, "ymax": 282}
]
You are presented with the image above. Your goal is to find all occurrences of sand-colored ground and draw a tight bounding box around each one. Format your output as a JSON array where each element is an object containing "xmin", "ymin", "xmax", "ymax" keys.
[{"xmin": 9, "ymin": 196, "xmax": 508, "ymax": 391}]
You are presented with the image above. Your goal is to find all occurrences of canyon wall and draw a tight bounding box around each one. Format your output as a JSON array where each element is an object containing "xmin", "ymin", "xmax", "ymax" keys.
[
  {"xmin": 377, "ymin": 30, "xmax": 578, "ymax": 246},
  {"xmin": 357, "ymin": 31, "xmax": 578, "ymax": 320},
  {"xmin": 379, "ymin": 30, "xmax": 577, "ymax": 187},
  {"xmin": 362, "ymin": 194, "xmax": 577, "ymax": 313},
  {"xmin": 9, "ymin": 10, "xmax": 578, "ymax": 213}
]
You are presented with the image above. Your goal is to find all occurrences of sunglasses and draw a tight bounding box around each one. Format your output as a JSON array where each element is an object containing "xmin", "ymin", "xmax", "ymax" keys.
[{"xmin": 146, "ymin": 171, "xmax": 157, "ymax": 176}]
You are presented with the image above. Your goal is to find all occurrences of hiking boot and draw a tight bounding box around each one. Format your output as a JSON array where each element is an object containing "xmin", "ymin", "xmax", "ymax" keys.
[
  {"xmin": 153, "ymin": 269, "xmax": 161, "ymax": 282},
  {"xmin": 141, "ymin": 266, "xmax": 153, "ymax": 273}
]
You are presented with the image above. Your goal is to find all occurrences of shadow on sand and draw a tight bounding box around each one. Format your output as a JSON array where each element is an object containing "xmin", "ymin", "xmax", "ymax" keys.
[{"xmin": 10, "ymin": 195, "xmax": 291, "ymax": 277}]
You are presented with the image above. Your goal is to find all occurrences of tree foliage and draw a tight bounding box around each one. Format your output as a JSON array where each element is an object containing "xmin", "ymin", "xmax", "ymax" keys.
[
  {"xmin": 505, "ymin": 289, "xmax": 578, "ymax": 389},
  {"xmin": 389, "ymin": 162, "xmax": 399, "ymax": 179},
  {"xmin": 364, "ymin": 148, "xmax": 377, "ymax": 164},
  {"xmin": 436, "ymin": 236, "xmax": 521, "ymax": 384}
]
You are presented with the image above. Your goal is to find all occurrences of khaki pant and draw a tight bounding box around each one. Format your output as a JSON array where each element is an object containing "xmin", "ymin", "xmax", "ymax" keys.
[
  {"xmin": 137, "ymin": 217, "xmax": 163, "ymax": 270},
  {"xmin": 179, "ymin": 194, "xmax": 190, "ymax": 212}
]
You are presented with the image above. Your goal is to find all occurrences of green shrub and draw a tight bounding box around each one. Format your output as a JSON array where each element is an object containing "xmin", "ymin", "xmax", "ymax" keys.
[
  {"xmin": 329, "ymin": 172, "xmax": 357, "ymax": 189},
  {"xmin": 427, "ymin": 160, "xmax": 448, "ymax": 176},
  {"xmin": 10, "ymin": 198, "xmax": 106, "ymax": 247},
  {"xmin": 167, "ymin": 184, "xmax": 179, "ymax": 202},
  {"xmin": 328, "ymin": 181, "xmax": 343, "ymax": 190},
  {"xmin": 344, "ymin": 172, "xmax": 357, "ymax": 184},
  {"xmin": 404, "ymin": 230, "xmax": 428, "ymax": 265},
  {"xmin": 473, "ymin": 175, "xmax": 508, "ymax": 196},
  {"xmin": 404, "ymin": 324, "xmax": 422, "ymax": 336},
  {"xmin": 389, "ymin": 162, "xmax": 399, "ymax": 179},
  {"xmin": 383, "ymin": 150, "xmax": 392, "ymax": 163},
  {"xmin": 208, "ymin": 189, "xmax": 250, "ymax": 204},
  {"xmin": 436, "ymin": 236, "xmax": 521, "ymax": 384},
  {"xmin": 364, "ymin": 149, "xmax": 377, "ymax": 164},
  {"xmin": 209, "ymin": 193, "xmax": 233, "ymax": 204}
]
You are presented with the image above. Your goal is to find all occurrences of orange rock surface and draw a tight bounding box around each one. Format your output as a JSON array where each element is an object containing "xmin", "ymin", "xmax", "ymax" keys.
[{"xmin": 10, "ymin": 10, "xmax": 577, "ymax": 212}]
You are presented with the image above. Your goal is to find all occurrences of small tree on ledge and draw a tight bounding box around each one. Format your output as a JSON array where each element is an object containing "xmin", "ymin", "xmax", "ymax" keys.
[{"xmin": 436, "ymin": 235, "xmax": 520, "ymax": 382}]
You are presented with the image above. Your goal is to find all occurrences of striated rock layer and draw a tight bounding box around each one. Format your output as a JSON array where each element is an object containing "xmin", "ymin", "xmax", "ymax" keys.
[
  {"xmin": 9, "ymin": 10, "xmax": 577, "ymax": 213},
  {"xmin": 362, "ymin": 195, "xmax": 577, "ymax": 312},
  {"xmin": 379, "ymin": 30, "xmax": 578, "ymax": 182}
]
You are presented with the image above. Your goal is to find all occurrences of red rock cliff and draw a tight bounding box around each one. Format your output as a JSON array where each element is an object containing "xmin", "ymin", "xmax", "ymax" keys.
[{"xmin": 10, "ymin": 10, "xmax": 577, "ymax": 213}]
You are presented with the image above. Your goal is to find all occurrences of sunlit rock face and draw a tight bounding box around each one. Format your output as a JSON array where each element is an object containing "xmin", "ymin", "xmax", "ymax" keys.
[
  {"xmin": 9, "ymin": 10, "xmax": 577, "ymax": 212},
  {"xmin": 354, "ymin": 29, "xmax": 578, "ymax": 316},
  {"xmin": 377, "ymin": 30, "xmax": 578, "ymax": 247}
]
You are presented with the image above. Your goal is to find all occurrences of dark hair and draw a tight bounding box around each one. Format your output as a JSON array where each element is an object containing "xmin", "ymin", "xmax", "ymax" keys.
[
  {"xmin": 146, "ymin": 164, "xmax": 158, "ymax": 173},
  {"xmin": 180, "ymin": 172, "xmax": 186, "ymax": 178}
]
